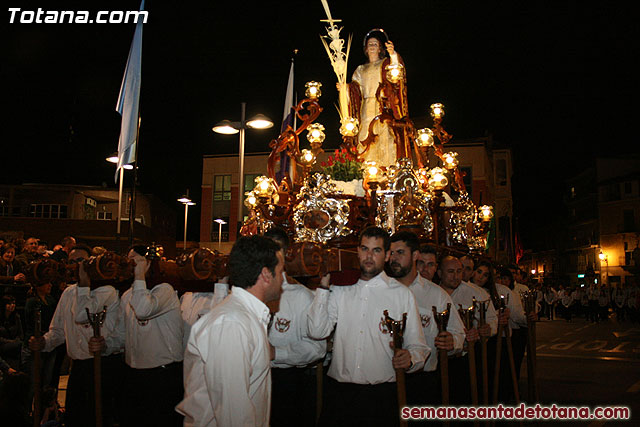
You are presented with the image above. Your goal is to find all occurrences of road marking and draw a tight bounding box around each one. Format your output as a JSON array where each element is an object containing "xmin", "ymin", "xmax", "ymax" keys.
[
  {"xmin": 537, "ymin": 353, "xmax": 640, "ymax": 363},
  {"xmin": 613, "ymin": 328, "xmax": 640, "ymax": 338},
  {"xmin": 627, "ymin": 379, "xmax": 640, "ymax": 393}
]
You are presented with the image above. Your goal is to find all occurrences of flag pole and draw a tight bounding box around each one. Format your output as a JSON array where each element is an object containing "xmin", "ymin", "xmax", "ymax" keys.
[
  {"xmin": 116, "ymin": 167, "xmax": 124, "ymax": 249},
  {"xmin": 129, "ymin": 116, "xmax": 141, "ymax": 247}
]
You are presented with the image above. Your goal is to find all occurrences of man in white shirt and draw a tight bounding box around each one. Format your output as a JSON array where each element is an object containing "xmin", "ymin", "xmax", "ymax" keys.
[
  {"xmin": 308, "ymin": 226, "xmax": 429, "ymax": 426},
  {"xmin": 416, "ymin": 245, "xmax": 438, "ymax": 282},
  {"xmin": 438, "ymin": 256, "xmax": 498, "ymax": 404},
  {"xmin": 118, "ymin": 245, "xmax": 184, "ymax": 427},
  {"xmin": 388, "ymin": 231, "xmax": 465, "ymax": 405},
  {"xmin": 495, "ymin": 267, "xmax": 529, "ymax": 402},
  {"xmin": 264, "ymin": 227, "xmax": 326, "ymax": 426},
  {"xmin": 179, "ymin": 281, "xmax": 229, "ymax": 350},
  {"xmin": 177, "ymin": 236, "xmax": 284, "ymax": 427},
  {"xmin": 29, "ymin": 245, "xmax": 121, "ymax": 427}
]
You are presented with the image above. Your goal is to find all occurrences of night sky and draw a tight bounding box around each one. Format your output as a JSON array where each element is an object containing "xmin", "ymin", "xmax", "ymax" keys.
[{"xmin": 4, "ymin": 1, "xmax": 638, "ymax": 247}]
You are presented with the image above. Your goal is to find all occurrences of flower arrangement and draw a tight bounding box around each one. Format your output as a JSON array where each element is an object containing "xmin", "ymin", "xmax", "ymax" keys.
[{"xmin": 320, "ymin": 148, "xmax": 363, "ymax": 182}]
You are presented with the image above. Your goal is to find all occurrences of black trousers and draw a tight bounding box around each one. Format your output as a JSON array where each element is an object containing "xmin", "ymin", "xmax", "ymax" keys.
[
  {"xmin": 271, "ymin": 366, "xmax": 317, "ymax": 427},
  {"xmin": 65, "ymin": 354, "xmax": 123, "ymax": 427},
  {"xmin": 406, "ymin": 369, "xmax": 440, "ymax": 406},
  {"xmin": 319, "ymin": 377, "xmax": 399, "ymax": 427},
  {"xmin": 121, "ymin": 361, "xmax": 183, "ymax": 427}
]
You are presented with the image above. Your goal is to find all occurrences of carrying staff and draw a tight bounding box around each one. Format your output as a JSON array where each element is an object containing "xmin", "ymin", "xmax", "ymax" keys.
[
  {"xmin": 29, "ymin": 245, "xmax": 121, "ymax": 427},
  {"xmin": 308, "ymin": 227, "xmax": 429, "ymax": 427},
  {"xmin": 443, "ymin": 256, "xmax": 497, "ymax": 405},
  {"xmin": 388, "ymin": 232, "xmax": 465, "ymax": 407}
]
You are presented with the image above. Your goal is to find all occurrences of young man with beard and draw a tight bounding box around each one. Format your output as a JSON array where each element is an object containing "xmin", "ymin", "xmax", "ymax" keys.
[
  {"xmin": 309, "ymin": 227, "xmax": 429, "ymax": 426},
  {"xmin": 388, "ymin": 231, "xmax": 465, "ymax": 405},
  {"xmin": 178, "ymin": 236, "xmax": 284, "ymax": 426}
]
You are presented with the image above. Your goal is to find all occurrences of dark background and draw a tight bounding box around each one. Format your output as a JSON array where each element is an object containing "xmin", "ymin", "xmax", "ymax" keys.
[{"xmin": 4, "ymin": 1, "xmax": 638, "ymax": 247}]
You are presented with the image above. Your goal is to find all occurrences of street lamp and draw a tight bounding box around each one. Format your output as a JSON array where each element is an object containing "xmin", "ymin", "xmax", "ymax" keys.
[
  {"xmin": 105, "ymin": 152, "xmax": 133, "ymax": 169},
  {"xmin": 177, "ymin": 191, "xmax": 196, "ymax": 250},
  {"xmin": 212, "ymin": 102, "xmax": 273, "ymax": 231},
  {"xmin": 214, "ymin": 218, "xmax": 227, "ymax": 251},
  {"xmin": 599, "ymin": 250, "xmax": 608, "ymax": 285}
]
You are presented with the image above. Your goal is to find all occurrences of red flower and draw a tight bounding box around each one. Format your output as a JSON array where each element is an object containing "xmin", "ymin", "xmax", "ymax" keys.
[
  {"xmin": 328, "ymin": 158, "xmax": 334, "ymax": 166},
  {"xmin": 321, "ymin": 161, "xmax": 327, "ymax": 167},
  {"xmin": 338, "ymin": 156, "xmax": 345, "ymax": 163},
  {"xmin": 342, "ymin": 148, "xmax": 347, "ymax": 154}
]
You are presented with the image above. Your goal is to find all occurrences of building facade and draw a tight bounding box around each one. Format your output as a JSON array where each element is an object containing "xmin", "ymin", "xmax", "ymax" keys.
[{"xmin": 0, "ymin": 183, "xmax": 176, "ymax": 256}]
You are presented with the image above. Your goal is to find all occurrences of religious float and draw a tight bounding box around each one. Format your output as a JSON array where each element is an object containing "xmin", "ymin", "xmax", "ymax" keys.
[{"xmin": 237, "ymin": 7, "xmax": 495, "ymax": 279}]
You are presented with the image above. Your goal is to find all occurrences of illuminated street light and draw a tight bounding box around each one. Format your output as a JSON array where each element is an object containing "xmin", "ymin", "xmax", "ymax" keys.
[
  {"xmin": 214, "ymin": 218, "xmax": 227, "ymax": 251},
  {"xmin": 177, "ymin": 191, "xmax": 196, "ymax": 250},
  {"xmin": 212, "ymin": 103, "xmax": 274, "ymax": 231}
]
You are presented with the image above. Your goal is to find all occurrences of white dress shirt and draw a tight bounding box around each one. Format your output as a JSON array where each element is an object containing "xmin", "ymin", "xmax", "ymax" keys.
[
  {"xmin": 180, "ymin": 283, "xmax": 229, "ymax": 350},
  {"xmin": 270, "ymin": 275, "xmax": 326, "ymax": 368},
  {"xmin": 307, "ymin": 271, "xmax": 429, "ymax": 384},
  {"xmin": 495, "ymin": 283, "xmax": 527, "ymax": 331},
  {"xmin": 512, "ymin": 282, "xmax": 529, "ymax": 298},
  {"xmin": 43, "ymin": 284, "xmax": 121, "ymax": 359},
  {"xmin": 177, "ymin": 286, "xmax": 272, "ymax": 427},
  {"xmin": 119, "ymin": 280, "xmax": 183, "ymax": 369},
  {"xmin": 450, "ymin": 281, "xmax": 498, "ymax": 336},
  {"xmin": 408, "ymin": 274, "xmax": 465, "ymax": 371}
]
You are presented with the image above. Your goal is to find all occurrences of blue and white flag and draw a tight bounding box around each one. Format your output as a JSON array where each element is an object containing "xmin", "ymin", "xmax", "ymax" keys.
[
  {"xmin": 276, "ymin": 58, "xmax": 295, "ymax": 181},
  {"xmin": 115, "ymin": 0, "xmax": 144, "ymax": 181}
]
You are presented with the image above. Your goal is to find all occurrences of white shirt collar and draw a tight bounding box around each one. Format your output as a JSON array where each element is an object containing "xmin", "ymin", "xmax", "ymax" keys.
[{"xmin": 231, "ymin": 286, "xmax": 271, "ymax": 325}]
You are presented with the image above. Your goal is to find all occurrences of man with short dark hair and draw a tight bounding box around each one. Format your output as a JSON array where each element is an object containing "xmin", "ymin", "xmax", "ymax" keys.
[
  {"xmin": 178, "ymin": 236, "xmax": 284, "ymax": 426},
  {"xmin": 416, "ymin": 245, "xmax": 438, "ymax": 281},
  {"xmin": 309, "ymin": 226, "xmax": 429, "ymax": 426},
  {"xmin": 437, "ymin": 256, "xmax": 498, "ymax": 404},
  {"xmin": 388, "ymin": 231, "xmax": 465, "ymax": 405}
]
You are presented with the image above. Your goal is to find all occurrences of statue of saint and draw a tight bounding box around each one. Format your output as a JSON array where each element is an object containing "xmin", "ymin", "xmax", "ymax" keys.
[{"xmin": 346, "ymin": 29, "xmax": 409, "ymax": 167}]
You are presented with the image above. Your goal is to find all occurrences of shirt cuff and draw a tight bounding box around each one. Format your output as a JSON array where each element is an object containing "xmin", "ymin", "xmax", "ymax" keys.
[
  {"xmin": 274, "ymin": 346, "xmax": 288, "ymax": 363},
  {"xmin": 132, "ymin": 280, "xmax": 147, "ymax": 291}
]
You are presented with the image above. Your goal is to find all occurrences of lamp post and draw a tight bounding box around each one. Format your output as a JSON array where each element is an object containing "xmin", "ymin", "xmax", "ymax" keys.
[
  {"xmin": 212, "ymin": 102, "xmax": 273, "ymax": 233},
  {"xmin": 599, "ymin": 250, "xmax": 608, "ymax": 285},
  {"xmin": 178, "ymin": 192, "xmax": 196, "ymax": 250},
  {"xmin": 106, "ymin": 154, "xmax": 134, "ymax": 248},
  {"xmin": 214, "ymin": 218, "xmax": 227, "ymax": 251}
]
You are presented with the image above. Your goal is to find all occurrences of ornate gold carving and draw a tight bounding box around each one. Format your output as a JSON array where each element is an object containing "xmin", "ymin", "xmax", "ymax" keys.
[{"xmin": 293, "ymin": 173, "xmax": 352, "ymax": 243}]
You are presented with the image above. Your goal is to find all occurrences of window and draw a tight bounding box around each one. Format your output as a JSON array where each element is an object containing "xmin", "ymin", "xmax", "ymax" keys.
[
  {"xmin": 496, "ymin": 159, "xmax": 507, "ymax": 186},
  {"xmin": 623, "ymin": 209, "xmax": 635, "ymax": 231},
  {"xmin": 97, "ymin": 211, "xmax": 113, "ymax": 220},
  {"xmin": 213, "ymin": 175, "xmax": 231, "ymax": 201},
  {"xmin": 30, "ymin": 204, "xmax": 68, "ymax": 219}
]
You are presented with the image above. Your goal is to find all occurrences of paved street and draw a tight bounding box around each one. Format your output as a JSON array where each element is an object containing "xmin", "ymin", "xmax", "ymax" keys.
[{"xmin": 519, "ymin": 315, "xmax": 639, "ymax": 425}]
